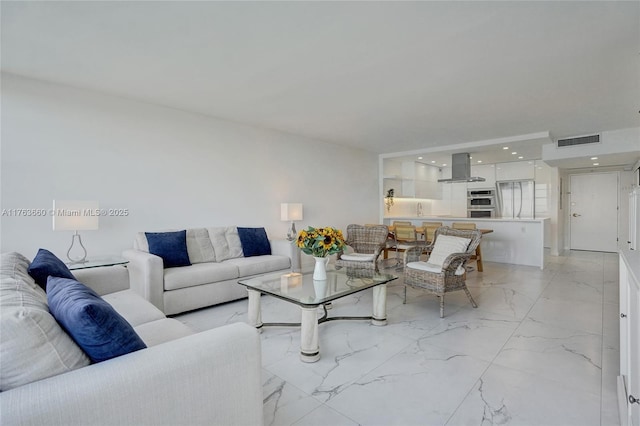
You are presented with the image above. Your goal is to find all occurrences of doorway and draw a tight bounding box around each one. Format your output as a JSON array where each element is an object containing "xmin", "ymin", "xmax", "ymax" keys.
[{"xmin": 569, "ymin": 172, "xmax": 618, "ymax": 252}]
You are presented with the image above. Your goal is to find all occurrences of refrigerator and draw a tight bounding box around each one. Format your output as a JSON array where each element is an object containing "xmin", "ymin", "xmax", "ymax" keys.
[{"xmin": 495, "ymin": 180, "xmax": 535, "ymax": 219}]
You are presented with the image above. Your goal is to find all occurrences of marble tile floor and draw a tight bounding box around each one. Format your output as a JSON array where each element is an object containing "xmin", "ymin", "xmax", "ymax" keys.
[{"xmin": 176, "ymin": 250, "xmax": 621, "ymax": 426}]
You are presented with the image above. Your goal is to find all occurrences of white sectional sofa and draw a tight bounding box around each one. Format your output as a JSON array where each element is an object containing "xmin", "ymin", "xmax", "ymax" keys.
[
  {"xmin": 123, "ymin": 226, "xmax": 294, "ymax": 315},
  {"xmin": 0, "ymin": 252, "xmax": 264, "ymax": 426}
]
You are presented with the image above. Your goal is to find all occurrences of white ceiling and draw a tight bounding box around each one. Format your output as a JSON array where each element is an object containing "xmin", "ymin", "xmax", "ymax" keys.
[{"xmin": 2, "ymin": 1, "xmax": 639, "ymax": 165}]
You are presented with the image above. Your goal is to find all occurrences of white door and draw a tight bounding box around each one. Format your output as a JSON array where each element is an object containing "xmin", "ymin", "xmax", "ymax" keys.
[{"xmin": 569, "ymin": 172, "xmax": 618, "ymax": 252}]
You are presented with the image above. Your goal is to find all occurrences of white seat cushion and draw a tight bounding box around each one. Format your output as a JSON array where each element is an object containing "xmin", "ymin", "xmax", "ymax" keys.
[
  {"xmin": 102, "ymin": 290, "xmax": 166, "ymax": 327},
  {"xmin": 134, "ymin": 318, "xmax": 194, "ymax": 347},
  {"xmin": 340, "ymin": 253, "xmax": 376, "ymax": 262},
  {"xmin": 222, "ymin": 255, "xmax": 290, "ymax": 277},
  {"xmin": 407, "ymin": 261, "xmax": 465, "ymax": 276},
  {"xmin": 427, "ymin": 235, "xmax": 471, "ymax": 267},
  {"xmin": 164, "ymin": 262, "xmax": 239, "ymax": 291}
]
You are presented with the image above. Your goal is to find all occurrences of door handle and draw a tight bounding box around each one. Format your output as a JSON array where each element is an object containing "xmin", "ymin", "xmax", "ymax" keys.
[{"xmin": 572, "ymin": 213, "xmax": 581, "ymax": 217}]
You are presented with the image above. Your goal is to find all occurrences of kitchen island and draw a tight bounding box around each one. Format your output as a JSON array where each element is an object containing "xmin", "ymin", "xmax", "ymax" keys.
[{"xmin": 383, "ymin": 216, "xmax": 549, "ymax": 269}]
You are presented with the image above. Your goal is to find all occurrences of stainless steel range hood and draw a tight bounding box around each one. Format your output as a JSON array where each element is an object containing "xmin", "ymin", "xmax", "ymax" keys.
[{"xmin": 437, "ymin": 153, "xmax": 486, "ymax": 183}]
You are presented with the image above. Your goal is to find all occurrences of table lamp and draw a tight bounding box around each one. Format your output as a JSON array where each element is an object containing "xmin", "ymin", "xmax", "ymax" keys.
[
  {"xmin": 280, "ymin": 203, "xmax": 303, "ymax": 241},
  {"xmin": 52, "ymin": 200, "xmax": 99, "ymax": 264}
]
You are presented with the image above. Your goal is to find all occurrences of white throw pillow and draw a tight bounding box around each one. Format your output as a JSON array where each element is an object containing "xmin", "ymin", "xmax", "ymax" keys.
[
  {"xmin": 427, "ymin": 235, "xmax": 471, "ymax": 268},
  {"xmin": 207, "ymin": 227, "xmax": 243, "ymax": 261},
  {"xmin": 0, "ymin": 252, "xmax": 89, "ymax": 391},
  {"xmin": 186, "ymin": 228, "xmax": 216, "ymax": 263}
]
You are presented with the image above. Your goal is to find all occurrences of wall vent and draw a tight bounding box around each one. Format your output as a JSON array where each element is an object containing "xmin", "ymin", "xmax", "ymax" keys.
[{"xmin": 557, "ymin": 134, "xmax": 600, "ymax": 147}]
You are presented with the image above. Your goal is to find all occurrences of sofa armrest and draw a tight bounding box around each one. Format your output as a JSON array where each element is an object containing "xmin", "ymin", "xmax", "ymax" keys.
[
  {"xmin": 270, "ymin": 239, "xmax": 299, "ymax": 271},
  {"xmin": 73, "ymin": 265, "xmax": 129, "ymax": 296},
  {"xmin": 0, "ymin": 323, "xmax": 264, "ymax": 426},
  {"xmin": 122, "ymin": 249, "xmax": 165, "ymax": 312}
]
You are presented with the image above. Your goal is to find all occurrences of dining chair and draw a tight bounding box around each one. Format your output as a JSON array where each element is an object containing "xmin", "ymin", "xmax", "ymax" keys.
[
  {"xmin": 452, "ymin": 222, "xmax": 479, "ymax": 269},
  {"xmin": 421, "ymin": 221, "xmax": 443, "ymax": 244},
  {"xmin": 403, "ymin": 226, "xmax": 482, "ymax": 317},
  {"xmin": 335, "ymin": 224, "xmax": 390, "ymax": 273},
  {"xmin": 452, "ymin": 222, "xmax": 477, "ymax": 230},
  {"xmin": 392, "ymin": 225, "xmax": 422, "ymax": 269},
  {"xmin": 392, "ymin": 221, "xmax": 412, "ymax": 226}
]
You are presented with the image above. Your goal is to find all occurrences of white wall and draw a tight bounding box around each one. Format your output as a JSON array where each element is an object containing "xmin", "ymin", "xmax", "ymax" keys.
[{"xmin": 0, "ymin": 74, "xmax": 379, "ymax": 258}]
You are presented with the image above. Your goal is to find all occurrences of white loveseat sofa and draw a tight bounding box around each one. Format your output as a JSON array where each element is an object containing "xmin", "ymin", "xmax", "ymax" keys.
[
  {"xmin": 123, "ymin": 226, "xmax": 293, "ymax": 315},
  {"xmin": 0, "ymin": 252, "xmax": 264, "ymax": 426}
]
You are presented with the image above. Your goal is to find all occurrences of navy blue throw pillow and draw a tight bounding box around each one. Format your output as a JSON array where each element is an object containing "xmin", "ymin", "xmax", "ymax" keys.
[
  {"xmin": 237, "ymin": 227, "xmax": 271, "ymax": 257},
  {"xmin": 145, "ymin": 230, "xmax": 191, "ymax": 268},
  {"xmin": 27, "ymin": 248, "xmax": 76, "ymax": 291},
  {"xmin": 46, "ymin": 277, "xmax": 147, "ymax": 363}
]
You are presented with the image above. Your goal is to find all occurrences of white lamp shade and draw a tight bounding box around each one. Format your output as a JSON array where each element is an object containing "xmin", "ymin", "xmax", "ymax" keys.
[
  {"xmin": 52, "ymin": 200, "xmax": 99, "ymax": 231},
  {"xmin": 281, "ymin": 203, "xmax": 303, "ymax": 221}
]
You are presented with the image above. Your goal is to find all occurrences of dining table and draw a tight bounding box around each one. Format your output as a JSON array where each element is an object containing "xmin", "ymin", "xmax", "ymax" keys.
[{"xmin": 385, "ymin": 226, "xmax": 493, "ymax": 272}]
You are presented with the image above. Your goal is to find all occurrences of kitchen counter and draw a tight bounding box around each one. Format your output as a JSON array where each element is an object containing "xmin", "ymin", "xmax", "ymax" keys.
[
  {"xmin": 383, "ymin": 216, "xmax": 550, "ymax": 269},
  {"xmin": 385, "ymin": 216, "xmax": 548, "ymax": 223}
]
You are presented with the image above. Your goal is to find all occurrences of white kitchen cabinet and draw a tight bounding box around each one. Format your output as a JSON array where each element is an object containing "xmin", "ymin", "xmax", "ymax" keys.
[
  {"xmin": 495, "ymin": 161, "xmax": 535, "ymax": 181},
  {"xmin": 468, "ymin": 164, "xmax": 496, "ymax": 189},
  {"xmin": 385, "ymin": 161, "xmax": 441, "ymax": 199},
  {"xmin": 619, "ymin": 249, "xmax": 640, "ymax": 426}
]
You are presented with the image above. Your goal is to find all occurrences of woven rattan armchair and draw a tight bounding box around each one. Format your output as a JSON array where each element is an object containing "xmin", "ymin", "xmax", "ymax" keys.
[
  {"xmin": 403, "ymin": 226, "xmax": 482, "ymax": 317},
  {"xmin": 335, "ymin": 224, "xmax": 389, "ymax": 273}
]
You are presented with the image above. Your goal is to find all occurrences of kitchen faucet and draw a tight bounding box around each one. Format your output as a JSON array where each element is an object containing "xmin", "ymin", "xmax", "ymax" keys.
[{"xmin": 417, "ymin": 202, "xmax": 423, "ymax": 217}]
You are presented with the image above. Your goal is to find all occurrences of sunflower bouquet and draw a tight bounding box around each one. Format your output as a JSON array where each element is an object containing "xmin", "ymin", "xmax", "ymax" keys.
[{"xmin": 296, "ymin": 226, "xmax": 346, "ymax": 258}]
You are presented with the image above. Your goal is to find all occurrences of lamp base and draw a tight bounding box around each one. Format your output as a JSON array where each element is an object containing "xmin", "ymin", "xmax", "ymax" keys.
[
  {"xmin": 66, "ymin": 232, "xmax": 88, "ymax": 264},
  {"xmin": 286, "ymin": 222, "xmax": 297, "ymax": 241}
]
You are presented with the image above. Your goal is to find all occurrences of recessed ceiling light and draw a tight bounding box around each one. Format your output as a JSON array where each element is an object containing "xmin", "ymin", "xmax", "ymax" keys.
[
  {"xmin": 431, "ymin": 160, "xmax": 436, "ymax": 163},
  {"xmin": 469, "ymin": 156, "xmax": 473, "ymax": 159},
  {"xmin": 477, "ymin": 160, "xmax": 482, "ymax": 163},
  {"xmin": 593, "ymin": 162, "xmax": 599, "ymax": 166},
  {"xmin": 518, "ymin": 156, "xmax": 523, "ymax": 159},
  {"xmin": 512, "ymin": 152, "xmax": 517, "ymax": 155},
  {"xmin": 503, "ymin": 147, "xmax": 509, "ymax": 150},
  {"xmin": 442, "ymin": 163, "xmax": 447, "ymax": 167},
  {"xmin": 591, "ymin": 157, "xmax": 598, "ymax": 160},
  {"xmin": 418, "ymin": 156, "xmax": 423, "ymax": 160}
]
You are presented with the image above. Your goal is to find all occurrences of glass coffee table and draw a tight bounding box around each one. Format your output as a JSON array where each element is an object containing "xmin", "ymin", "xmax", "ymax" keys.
[{"xmin": 238, "ymin": 267, "xmax": 397, "ymax": 363}]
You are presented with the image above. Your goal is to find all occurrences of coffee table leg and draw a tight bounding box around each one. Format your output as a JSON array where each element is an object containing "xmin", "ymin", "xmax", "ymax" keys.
[
  {"xmin": 372, "ymin": 284, "xmax": 387, "ymax": 326},
  {"xmin": 300, "ymin": 306, "xmax": 320, "ymax": 362},
  {"xmin": 247, "ymin": 289, "xmax": 263, "ymax": 332}
]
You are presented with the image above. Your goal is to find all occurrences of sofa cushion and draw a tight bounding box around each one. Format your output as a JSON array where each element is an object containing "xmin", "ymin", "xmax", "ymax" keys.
[
  {"xmin": 223, "ymin": 255, "xmax": 291, "ymax": 277},
  {"xmin": 146, "ymin": 231, "xmax": 191, "ymax": 268},
  {"xmin": 47, "ymin": 277, "xmax": 147, "ymax": 363},
  {"xmin": 27, "ymin": 248, "xmax": 76, "ymax": 291},
  {"xmin": 0, "ymin": 252, "xmax": 89, "ymax": 391},
  {"xmin": 407, "ymin": 261, "xmax": 465, "ymax": 275},
  {"xmin": 134, "ymin": 318, "xmax": 194, "ymax": 347},
  {"xmin": 186, "ymin": 228, "xmax": 216, "ymax": 264},
  {"xmin": 163, "ymin": 262, "xmax": 240, "ymax": 291},
  {"xmin": 207, "ymin": 227, "xmax": 243, "ymax": 261},
  {"xmin": 237, "ymin": 227, "xmax": 272, "ymax": 257},
  {"xmin": 102, "ymin": 290, "xmax": 166, "ymax": 327}
]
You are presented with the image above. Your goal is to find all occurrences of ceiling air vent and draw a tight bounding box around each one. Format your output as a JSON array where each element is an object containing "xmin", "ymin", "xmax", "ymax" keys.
[{"xmin": 557, "ymin": 134, "xmax": 600, "ymax": 147}]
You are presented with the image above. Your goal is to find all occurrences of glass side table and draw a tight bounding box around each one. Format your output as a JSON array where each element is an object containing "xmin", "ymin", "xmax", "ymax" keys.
[{"xmin": 67, "ymin": 256, "xmax": 129, "ymax": 271}]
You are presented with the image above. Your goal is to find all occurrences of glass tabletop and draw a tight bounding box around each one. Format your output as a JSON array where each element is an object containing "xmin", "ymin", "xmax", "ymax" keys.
[
  {"xmin": 67, "ymin": 257, "xmax": 129, "ymax": 270},
  {"xmin": 238, "ymin": 267, "xmax": 398, "ymax": 307}
]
